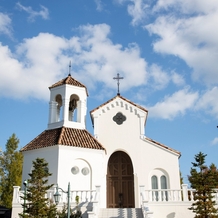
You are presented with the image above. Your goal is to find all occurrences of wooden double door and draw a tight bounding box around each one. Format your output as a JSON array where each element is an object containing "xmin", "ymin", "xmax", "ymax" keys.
[{"xmin": 107, "ymin": 151, "xmax": 135, "ymax": 208}]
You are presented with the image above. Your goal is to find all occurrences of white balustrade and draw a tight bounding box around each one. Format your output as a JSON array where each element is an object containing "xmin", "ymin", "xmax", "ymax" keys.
[
  {"xmin": 139, "ymin": 186, "xmax": 218, "ymax": 205},
  {"xmin": 12, "ymin": 186, "xmax": 97, "ymax": 204}
]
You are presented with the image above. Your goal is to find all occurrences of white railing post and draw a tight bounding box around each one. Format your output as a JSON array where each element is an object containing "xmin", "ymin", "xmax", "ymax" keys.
[
  {"xmin": 139, "ymin": 185, "xmax": 154, "ymax": 218},
  {"xmin": 88, "ymin": 185, "xmax": 101, "ymax": 218},
  {"xmin": 12, "ymin": 186, "xmax": 20, "ymax": 204},
  {"xmin": 182, "ymin": 184, "xmax": 188, "ymax": 201},
  {"xmin": 94, "ymin": 185, "xmax": 100, "ymax": 202},
  {"xmin": 140, "ymin": 185, "xmax": 145, "ymax": 201}
]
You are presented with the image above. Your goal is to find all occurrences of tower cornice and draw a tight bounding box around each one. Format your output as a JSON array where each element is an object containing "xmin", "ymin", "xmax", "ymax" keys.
[{"xmin": 49, "ymin": 75, "xmax": 88, "ymax": 96}]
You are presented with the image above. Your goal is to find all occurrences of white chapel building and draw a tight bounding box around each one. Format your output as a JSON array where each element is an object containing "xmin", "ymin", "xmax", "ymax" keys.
[{"xmin": 12, "ymin": 74, "xmax": 195, "ymax": 218}]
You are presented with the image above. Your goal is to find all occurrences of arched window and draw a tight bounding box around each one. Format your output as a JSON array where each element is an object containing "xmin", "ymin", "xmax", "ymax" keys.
[
  {"xmin": 161, "ymin": 175, "xmax": 168, "ymax": 201},
  {"xmin": 150, "ymin": 170, "xmax": 169, "ymax": 202},
  {"xmin": 161, "ymin": 175, "xmax": 167, "ymax": 189},
  {"xmin": 151, "ymin": 175, "xmax": 158, "ymax": 201},
  {"xmin": 151, "ymin": 175, "xmax": 158, "ymax": 189}
]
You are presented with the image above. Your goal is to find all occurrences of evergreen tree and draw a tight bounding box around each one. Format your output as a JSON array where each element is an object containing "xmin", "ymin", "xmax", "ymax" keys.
[
  {"xmin": 188, "ymin": 152, "xmax": 218, "ymax": 218},
  {"xmin": 0, "ymin": 133, "xmax": 23, "ymax": 208},
  {"xmin": 47, "ymin": 199, "xmax": 58, "ymax": 218},
  {"xmin": 19, "ymin": 158, "xmax": 57, "ymax": 218}
]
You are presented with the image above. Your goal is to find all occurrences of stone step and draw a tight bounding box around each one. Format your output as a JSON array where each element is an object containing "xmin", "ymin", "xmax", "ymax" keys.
[{"xmin": 98, "ymin": 208, "xmax": 143, "ymax": 218}]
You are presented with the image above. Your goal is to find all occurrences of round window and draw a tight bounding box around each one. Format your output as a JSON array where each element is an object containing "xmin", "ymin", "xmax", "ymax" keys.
[
  {"xmin": 71, "ymin": 166, "xmax": 79, "ymax": 175},
  {"xmin": 81, "ymin": 167, "xmax": 89, "ymax": 175}
]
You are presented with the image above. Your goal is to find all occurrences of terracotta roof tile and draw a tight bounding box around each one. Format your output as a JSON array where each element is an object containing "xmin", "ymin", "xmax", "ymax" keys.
[
  {"xmin": 145, "ymin": 137, "xmax": 181, "ymax": 157},
  {"xmin": 49, "ymin": 75, "xmax": 88, "ymax": 96},
  {"xmin": 21, "ymin": 127, "xmax": 105, "ymax": 152},
  {"xmin": 90, "ymin": 94, "xmax": 148, "ymax": 114}
]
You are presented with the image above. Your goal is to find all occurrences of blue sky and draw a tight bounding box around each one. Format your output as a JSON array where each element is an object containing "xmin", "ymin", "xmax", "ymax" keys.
[{"xmin": 0, "ymin": 0, "xmax": 218, "ymax": 185}]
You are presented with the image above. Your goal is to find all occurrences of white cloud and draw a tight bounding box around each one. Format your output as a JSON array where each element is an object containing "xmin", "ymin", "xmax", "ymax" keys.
[
  {"xmin": 0, "ymin": 12, "xmax": 12, "ymax": 37},
  {"xmin": 211, "ymin": 137, "xmax": 218, "ymax": 146},
  {"xmin": 71, "ymin": 24, "xmax": 148, "ymax": 90},
  {"xmin": 147, "ymin": 88, "xmax": 199, "ymax": 120},
  {"xmin": 16, "ymin": 2, "xmax": 49, "ymax": 22},
  {"xmin": 148, "ymin": 64, "xmax": 185, "ymax": 90},
  {"xmin": 0, "ymin": 24, "xmax": 148, "ymax": 100},
  {"xmin": 145, "ymin": 86, "xmax": 218, "ymax": 120},
  {"xmin": 95, "ymin": 0, "xmax": 103, "ymax": 11},
  {"xmin": 171, "ymin": 72, "xmax": 185, "ymax": 86},
  {"xmin": 113, "ymin": 0, "xmax": 218, "ymax": 85},
  {"xmin": 0, "ymin": 33, "xmax": 68, "ymax": 100},
  {"xmin": 195, "ymin": 87, "xmax": 218, "ymax": 118},
  {"xmin": 127, "ymin": 0, "xmax": 148, "ymax": 26},
  {"xmin": 145, "ymin": 0, "xmax": 218, "ymax": 85},
  {"xmin": 149, "ymin": 64, "xmax": 170, "ymax": 90},
  {"xmin": 114, "ymin": 0, "xmax": 148, "ymax": 26},
  {"xmin": 153, "ymin": 0, "xmax": 218, "ymax": 14}
]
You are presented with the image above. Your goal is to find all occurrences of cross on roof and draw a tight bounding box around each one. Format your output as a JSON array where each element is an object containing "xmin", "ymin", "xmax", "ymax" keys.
[{"xmin": 113, "ymin": 73, "xmax": 124, "ymax": 95}]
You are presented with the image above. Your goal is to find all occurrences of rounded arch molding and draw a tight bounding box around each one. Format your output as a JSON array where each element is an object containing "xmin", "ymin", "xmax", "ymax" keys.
[
  {"xmin": 70, "ymin": 158, "xmax": 92, "ymax": 190},
  {"xmin": 149, "ymin": 168, "xmax": 170, "ymax": 189}
]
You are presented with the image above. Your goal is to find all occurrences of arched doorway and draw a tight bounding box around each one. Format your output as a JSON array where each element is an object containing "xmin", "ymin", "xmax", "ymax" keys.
[{"xmin": 107, "ymin": 151, "xmax": 135, "ymax": 208}]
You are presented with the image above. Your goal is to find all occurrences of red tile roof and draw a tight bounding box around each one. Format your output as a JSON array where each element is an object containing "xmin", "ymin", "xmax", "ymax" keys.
[
  {"xmin": 49, "ymin": 74, "xmax": 88, "ymax": 96},
  {"xmin": 145, "ymin": 137, "xmax": 181, "ymax": 157},
  {"xmin": 21, "ymin": 127, "xmax": 105, "ymax": 152}
]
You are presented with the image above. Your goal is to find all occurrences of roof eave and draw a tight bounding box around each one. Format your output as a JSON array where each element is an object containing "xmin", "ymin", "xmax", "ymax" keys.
[{"xmin": 145, "ymin": 137, "xmax": 181, "ymax": 157}]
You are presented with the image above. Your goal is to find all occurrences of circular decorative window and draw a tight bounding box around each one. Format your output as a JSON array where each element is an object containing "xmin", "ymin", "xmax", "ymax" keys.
[
  {"xmin": 113, "ymin": 112, "xmax": 126, "ymax": 125},
  {"xmin": 71, "ymin": 166, "xmax": 79, "ymax": 175},
  {"xmin": 81, "ymin": 167, "xmax": 89, "ymax": 176}
]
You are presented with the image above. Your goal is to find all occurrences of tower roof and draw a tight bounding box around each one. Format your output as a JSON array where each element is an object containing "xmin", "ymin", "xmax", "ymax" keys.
[
  {"xmin": 49, "ymin": 74, "xmax": 88, "ymax": 96},
  {"xmin": 21, "ymin": 127, "xmax": 105, "ymax": 152}
]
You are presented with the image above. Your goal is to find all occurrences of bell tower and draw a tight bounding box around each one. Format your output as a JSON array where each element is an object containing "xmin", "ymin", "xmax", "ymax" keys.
[{"xmin": 47, "ymin": 73, "xmax": 88, "ymax": 130}]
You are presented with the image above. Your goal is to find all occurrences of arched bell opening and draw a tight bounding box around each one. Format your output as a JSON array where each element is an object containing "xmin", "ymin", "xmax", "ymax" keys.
[
  {"xmin": 69, "ymin": 94, "xmax": 79, "ymax": 122},
  {"xmin": 55, "ymin": 94, "xmax": 63, "ymax": 122}
]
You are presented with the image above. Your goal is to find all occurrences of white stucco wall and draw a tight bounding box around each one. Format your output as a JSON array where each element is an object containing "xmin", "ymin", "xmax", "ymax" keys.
[
  {"xmin": 21, "ymin": 94, "xmax": 181, "ymax": 212},
  {"xmin": 22, "ymin": 146, "xmax": 59, "ymax": 188},
  {"xmin": 22, "ymin": 145, "xmax": 105, "ymax": 192},
  {"xmin": 91, "ymin": 97, "xmax": 181, "ymax": 208},
  {"xmin": 56, "ymin": 145, "xmax": 105, "ymax": 191},
  {"xmin": 148, "ymin": 202, "xmax": 195, "ymax": 218}
]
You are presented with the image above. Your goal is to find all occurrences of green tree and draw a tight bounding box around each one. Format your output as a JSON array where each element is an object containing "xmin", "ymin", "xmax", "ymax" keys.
[
  {"xmin": 0, "ymin": 133, "xmax": 23, "ymax": 208},
  {"xmin": 56, "ymin": 195, "xmax": 82, "ymax": 218},
  {"xmin": 180, "ymin": 171, "xmax": 184, "ymax": 185},
  {"xmin": 188, "ymin": 152, "xmax": 218, "ymax": 218},
  {"xmin": 19, "ymin": 158, "xmax": 57, "ymax": 218},
  {"xmin": 57, "ymin": 203, "xmax": 69, "ymax": 218}
]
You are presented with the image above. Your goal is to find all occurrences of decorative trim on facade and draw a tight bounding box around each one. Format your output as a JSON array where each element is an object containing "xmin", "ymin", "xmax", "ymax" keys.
[{"xmin": 91, "ymin": 96, "xmax": 147, "ymax": 121}]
